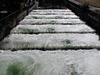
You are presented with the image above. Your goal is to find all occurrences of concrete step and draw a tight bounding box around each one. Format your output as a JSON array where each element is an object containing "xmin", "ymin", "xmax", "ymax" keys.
[
  {"xmin": 20, "ymin": 19, "xmax": 85, "ymax": 25},
  {"xmin": 29, "ymin": 11, "xmax": 75, "ymax": 15},
  {"xmin": 0, "ymin": 9, "xmax": 99, "ymax": 51},
  {"xmin": 0, "ymin": 33, "xmax": 100, "ymax": 50},
  {"xmin": 11, "ymin": 25, "xmax": 95, "ymax": 34},
  {"xmin": 25, "ymin": 15, "xmax": 79, "ymax": 19},
  {"xmin": 0, "ymin": 9, "xmax": 100, "ymax": 75},
  {"xmin": 31, "ymin": 9, "xmax": 72, "ymax": 12}
]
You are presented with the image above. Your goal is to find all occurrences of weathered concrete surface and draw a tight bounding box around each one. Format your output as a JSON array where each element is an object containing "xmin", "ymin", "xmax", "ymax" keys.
[
  {"xmin": 11, "ymin": 25, "xmax": 94, "ymax": 34},
  {"xmin": 0, "ymin": 9, "xmax": 100, "ymax": 75},
  {"xmin": 31, "ymin": 9, "xmax": 72, "ymax": 12},
  {"xmin": 0, "ymin": 33, "xmax": 100, "ymax": 50},
  {"xmin": 29, "ymin": 11, "xmax": 75, "ymax": 15},
  {"xmin": 20, "ymin": 19, "xmax": 85, "ymax": 25},
  {"xmin": 25, "ymin": 15, "xmax": 79, "ymax": 19},
  {"xmin": 0, "ymin": 9, "xmax": 100, "ymax": 50}
]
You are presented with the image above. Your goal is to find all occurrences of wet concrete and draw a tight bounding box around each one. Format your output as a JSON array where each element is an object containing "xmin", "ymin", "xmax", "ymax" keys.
[{"xmin": 0, "ymin": 9, "xmax": 100, "ymax": 50}]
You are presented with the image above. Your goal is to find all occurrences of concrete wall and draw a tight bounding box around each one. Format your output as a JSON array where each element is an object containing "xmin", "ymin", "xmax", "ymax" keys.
[
  {"xmin": 0, "ymin": 0, "xmax": 36, "ymax": 41},
  {"xmin": 69, "ymin": 0, "xmax": 100, "ymax": 7}
]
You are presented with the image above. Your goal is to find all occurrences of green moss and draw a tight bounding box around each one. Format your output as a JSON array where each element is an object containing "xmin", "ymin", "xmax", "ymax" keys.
[
  {"xmin": 70, "ymin": 64, "xmax": 80, "ymax": 75},
  {"xmin": 50, "ymin": 21, "xmax": 57, "ymax": 24},
  {"xmin": 55, "ymin": 16, "xmax": 62, "ymax": 19},
  {"xmin": 32, "ymin": 17, "xmax": 38, "ymax": 19},
  {"xmin": 6, "ymin": 62, "xmax": 26, "ymax": 75},
  {"xmin": 46, "ymin": 28, "xmax": 55, "ymax": 32},
  {"xmin": 62, "ymin": 39, "xmax": 72, "ymax": 47},
  {"xmin": 19, "ymin": 28, "xmax": 39, "ymax": 34}
]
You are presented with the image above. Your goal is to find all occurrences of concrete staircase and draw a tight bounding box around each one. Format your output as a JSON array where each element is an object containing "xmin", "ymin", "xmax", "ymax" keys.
[
  {"xmin": 1, "ymin": 9, "xmax": 100, "ymax": 75},
  {"xmin": 0, "ymin": 9, "xmax": 100, "ymax": 50}
]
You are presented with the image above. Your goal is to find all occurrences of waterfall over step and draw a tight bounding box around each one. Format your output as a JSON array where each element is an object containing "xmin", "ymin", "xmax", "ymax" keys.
[{"xmin": 0, "ymin": 9, "xmax": 100, "ymax": 75}]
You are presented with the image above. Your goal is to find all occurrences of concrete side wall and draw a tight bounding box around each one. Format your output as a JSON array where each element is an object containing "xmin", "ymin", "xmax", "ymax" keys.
[
  {"xmin": 69, "ymin": 0, "xmax": 100, "ymax": 7},
  {"xmin": 0, "ymin": 0, "xmax": 36, "ymax": 41},
  {"xmin": 64, "ymin": 0, "xmax": 100, "ymax": 35}
]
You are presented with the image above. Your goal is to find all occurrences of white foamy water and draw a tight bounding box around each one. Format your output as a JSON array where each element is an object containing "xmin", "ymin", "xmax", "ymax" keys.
[
  {"xmin": 0, "ymin": 9, "xmax": 100, "ymax": 75},
  {"xmin": 0, "ymin": 50, "xmax": 100, "ymax": 75}
]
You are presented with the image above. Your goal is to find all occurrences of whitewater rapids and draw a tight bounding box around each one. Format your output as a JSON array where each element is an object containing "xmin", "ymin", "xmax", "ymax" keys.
[{"xmin": 0, "ymin": 50, "xmax": 100, "ymax": 75}]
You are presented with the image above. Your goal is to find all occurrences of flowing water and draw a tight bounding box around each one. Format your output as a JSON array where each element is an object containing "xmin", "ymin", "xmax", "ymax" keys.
[
  {"xmin": 0, "ymin": 9, "xmax": 100, "ymax": 75},
  {"xmin": 0, "ymin": 50, "xmax": 100, "ymax": 75}
]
